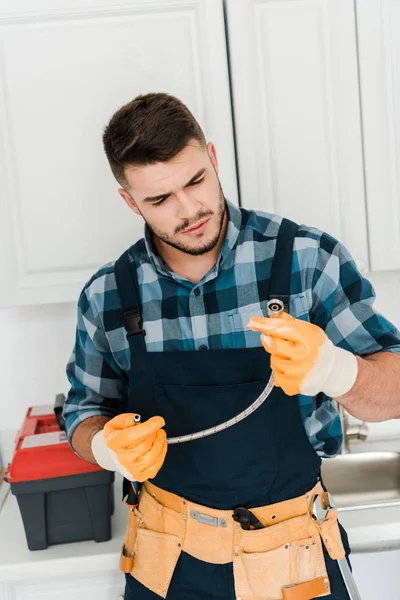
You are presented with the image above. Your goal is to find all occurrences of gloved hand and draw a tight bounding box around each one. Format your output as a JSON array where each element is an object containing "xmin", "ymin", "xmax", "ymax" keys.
[
  {"xmin": 247, "ymin": 313, "xmax": 358, "ymax": 397},
  {"xmin": 91, "ymin": 413, "xmax": 168, "ymax": 482}
]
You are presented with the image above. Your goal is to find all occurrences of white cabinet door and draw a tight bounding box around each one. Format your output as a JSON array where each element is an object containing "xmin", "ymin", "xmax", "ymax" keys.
[
  {"xmin": 351, "ymin": 549, "xmax": 400, "ymax": 600},
  {"xmin": 0, "ymin": 583, "xmax": 15, "ymax": 600},
  {"xmin": 0, "ymin": 0, "xmax": 238, "ymax": 308},
  {"xmin": 225, "ymin": 0, "xmax": 369, "ymax": 269},
  {"xmin": 3, "ymin": 571, "xmax": 124, "ymax": 600},
  {"xmin": 356, "ymin": 0, "xmax": 400, "ymax": 271}
]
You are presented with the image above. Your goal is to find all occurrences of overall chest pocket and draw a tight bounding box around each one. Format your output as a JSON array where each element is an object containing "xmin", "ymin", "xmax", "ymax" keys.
[{"xmin": 152, "ymin": 379, "xmax": 278, "ymax": 506}]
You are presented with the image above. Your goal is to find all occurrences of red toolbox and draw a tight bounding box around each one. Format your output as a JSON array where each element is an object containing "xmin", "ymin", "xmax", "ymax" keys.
[{"xmin": 6, "ymin": 398, "xmax": 114, "ymax": 550}]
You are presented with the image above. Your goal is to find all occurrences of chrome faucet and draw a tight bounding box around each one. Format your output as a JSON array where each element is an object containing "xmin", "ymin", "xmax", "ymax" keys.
[{"xmin": 337, "ymin": 403, "xmax": 369, "ymax": 454}]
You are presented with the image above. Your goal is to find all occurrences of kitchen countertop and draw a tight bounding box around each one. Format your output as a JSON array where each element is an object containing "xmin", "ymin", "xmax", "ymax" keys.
[
  {"xmin": 339, "ymin": 503, "xmax": 400, "ymax": 553},
  {"xmin": 0, "ymin": 475, "xmax": 125, "ymax": 582},
  {"xmin": 1, "ymin": 471, "xmax": 400, "ymax": 584}
]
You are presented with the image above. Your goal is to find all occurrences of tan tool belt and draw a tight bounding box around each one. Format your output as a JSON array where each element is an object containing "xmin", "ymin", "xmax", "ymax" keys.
[{"xmin": 120, "ymin": 481, "xmax": 345, "ymax": 600}]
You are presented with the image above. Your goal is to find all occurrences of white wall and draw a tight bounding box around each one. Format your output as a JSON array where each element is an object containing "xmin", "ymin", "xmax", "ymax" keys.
[
  {"xmin": 0, "ymin": 301, "xmax": 76, "ymax": 434},
  {"xmin": 368, "ymin": 271, "xmax": 400, "ymax": 328},
  {"xmin": 1, "ymin": 265, "xmax": 400, "ymax": 460}
]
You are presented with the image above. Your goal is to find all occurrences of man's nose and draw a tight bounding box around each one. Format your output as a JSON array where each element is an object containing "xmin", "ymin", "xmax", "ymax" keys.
[{"xmin": 176, "ymin": 193, "xmax": 202, "ymax": 221}]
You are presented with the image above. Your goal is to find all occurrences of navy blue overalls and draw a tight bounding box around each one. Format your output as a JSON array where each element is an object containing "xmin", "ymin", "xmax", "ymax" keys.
[{"xmin": 114, "ymin": 218, "xmax": 352, "ymax": 600}]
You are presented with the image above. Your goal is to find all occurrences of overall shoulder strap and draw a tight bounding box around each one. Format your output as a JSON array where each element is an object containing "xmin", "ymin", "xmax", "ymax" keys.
[
  {"xmin": 269, "ymin": 218, "xmax": 298, "ymax": 314},
  {"xmin": 114, "ymin": 246, "xmax": 147, "ymax": 503},
  {"xmin": 114, "ymin": 247, "xmax": 146, "ymax": 350}
]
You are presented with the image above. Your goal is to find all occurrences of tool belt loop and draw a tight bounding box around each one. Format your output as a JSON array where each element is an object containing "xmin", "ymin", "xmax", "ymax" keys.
[
  {"xmin": 120, "ymin": 506, "xmax": 140, "ymax": 573},
  {"xmin": 311, "ymin": 492, "xmax": 346, "ymax": 561}
]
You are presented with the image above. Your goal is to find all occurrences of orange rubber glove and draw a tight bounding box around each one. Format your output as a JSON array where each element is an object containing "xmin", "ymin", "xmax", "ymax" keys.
[
  {"xmin": 91, "ymin": 414, "xmax": 167, "ymax": 482},
  {"xmin": 247, "ymin": 313, "xmax": 358, "ymax": 397}
]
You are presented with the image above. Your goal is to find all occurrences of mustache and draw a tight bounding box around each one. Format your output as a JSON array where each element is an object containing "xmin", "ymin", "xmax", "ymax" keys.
[{"xmin": 175, "ymin": 211, "xmax": 213, "ymax": 234}]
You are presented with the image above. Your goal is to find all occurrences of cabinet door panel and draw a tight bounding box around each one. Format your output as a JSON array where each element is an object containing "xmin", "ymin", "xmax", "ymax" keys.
[
  {"xmin": 13, "ymin": 573, "xmax": 123, "ymax": 600},
  {"xmin": 0, "ymin": 583, "xmax": 16, "ymax": 600},
  {"xmin": 356, "ymin": 0, "xmax": 400, "ymax": 271},
  {"xmin": 226, "ymin": 0, "xmax": 368, "ymax": 266},
  {"xmin": 0, "ymin": 0, "xmax": 237, "ymax": 307}
]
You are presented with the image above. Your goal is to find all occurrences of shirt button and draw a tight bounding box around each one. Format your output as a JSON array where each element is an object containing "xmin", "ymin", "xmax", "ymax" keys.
[
  {"xmin": 199, "ymin": 345, "xmax": 208, "ymax": 351},
  {"xmin": 194, "ymin": 288, "xmax": 201, "ymax": 296}
]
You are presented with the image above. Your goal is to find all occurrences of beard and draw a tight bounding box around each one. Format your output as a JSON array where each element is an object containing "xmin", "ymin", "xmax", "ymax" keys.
[{"xmin": 145, "ymin": 187, "xmax": 226, "ymax": 257}]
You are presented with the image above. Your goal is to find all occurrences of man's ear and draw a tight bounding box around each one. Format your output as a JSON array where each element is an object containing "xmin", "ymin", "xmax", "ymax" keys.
[
  {"xmin": 207, "ymin": 142, "xmax": 218, "ymax": 174},
  {"xmin": 118, "ymin": 188, "xmax": 141, "ymax": 216}
]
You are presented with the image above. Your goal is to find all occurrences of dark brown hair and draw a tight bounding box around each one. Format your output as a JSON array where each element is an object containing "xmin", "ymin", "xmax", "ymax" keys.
[{"xmin": 102, "ymin": 92, "xmax": 207, "ymax": 186}]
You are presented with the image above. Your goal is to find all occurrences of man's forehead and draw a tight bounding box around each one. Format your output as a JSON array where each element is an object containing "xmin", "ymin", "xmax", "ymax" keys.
[{"xmin": 125, "ymin": 144, "xmax": 207, "ymax": 192}]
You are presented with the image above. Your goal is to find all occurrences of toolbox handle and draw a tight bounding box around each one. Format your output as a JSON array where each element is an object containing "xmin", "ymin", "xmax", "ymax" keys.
[{"xmin": 54, "ymin": 394, "xmax": 66, "ymax": 431}]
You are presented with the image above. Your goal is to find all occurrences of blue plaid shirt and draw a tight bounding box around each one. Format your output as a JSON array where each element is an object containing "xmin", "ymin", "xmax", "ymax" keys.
[{"xmin": 64, "ymin": 199, "xmax": 400, "ymax": 458}]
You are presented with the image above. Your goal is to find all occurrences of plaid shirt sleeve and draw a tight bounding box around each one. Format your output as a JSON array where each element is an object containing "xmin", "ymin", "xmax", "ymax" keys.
[
  {"xmin": 64, "ymin": 286, "xmax": 129, "ymax": 449},
  {"xmin": 302, "ymin": 231, "xmax": 400, "ymax": 457},
  {"xmin": 310, "ymin": 232, "xmax": 400, "ymax": 355}
]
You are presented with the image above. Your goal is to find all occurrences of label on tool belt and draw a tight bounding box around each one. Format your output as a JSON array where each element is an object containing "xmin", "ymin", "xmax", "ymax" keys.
[{"xmin": 21, "ymin": 431, "xmax": 67, "ymax": 449}]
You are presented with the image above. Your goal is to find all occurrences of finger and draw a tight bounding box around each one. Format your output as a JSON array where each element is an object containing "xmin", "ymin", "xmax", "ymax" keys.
[
  {"xmin": 134, "ymin": 429, "xmax": 167, "ymax": 472},
  {"xmin": 270, "ymin": 337, "xmax": 310, "ymax": 360},
  {"xmin": 272, "ymin": 376, "xmax": 282, "ymax": 389},
  {"xmin": 261, "ymin": 333, "xmax": 271, "ymax": 352},
  {"xmin": 271, "ymin": 355, "xmax": 286, "ymax": 375},
  {"xmin": 118, "ymin": 434, "xmax": 161, "ymax": 471},
  {"xmin": 105, "ymin": 428, "xmax": 157, "ymax": 452},
  {"xmin": 274, "ymin": 372, "xmax": 299, "ymax": 396},
  {"xmin": 105, "ymin": 415, "xmax": 165, "ymax": 436},
  {"xmin": 131, "ymin": 416, "xmax": 166, "ymax": 439},
  {"xmin": 247, "ymin": 313, "xmax": 293, "ymax": 332},
  {"xmin": 248, "ymin": 315, "xmax": 306, "ymax": 342},
  {"xmin": 104, "ymin": 416, "xmax": 165, "ymax": 450},
  {"xmin": 105, "ymin": 413, "xmax": 140, "ymax": 431},
  {"xmin": 271, "ymin": 354, "xmax": 310, "ymax": 377},
  {"xmin": 113, "ymin": 432, "xmax": 158, "ymax": 461},
  {"xmin": 144, "ymin": 445, "xmax": 168, "ymax": 480},
  {"xmin": 138, "ymin": 434, "xmax": 169, "ymax": 480},
  {"xmin": 255, "ymin": 321, "xmax": 304, "ymax": 343},
  {"xmin": 261, "ymin": 333, "xmax": 272, "ymax": 353},
  {"xmin": 116, "ymin": 430, "xmax": 166, "ymax": 474},
  {"xmin": 132, "ymin": 431, "xmax": 168, "ymax": 480}
]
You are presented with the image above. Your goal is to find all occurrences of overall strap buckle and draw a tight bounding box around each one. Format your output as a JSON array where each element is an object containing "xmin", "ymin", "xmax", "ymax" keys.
[{"xmin": 121, "ymin": 304, "xmax": 146, "ymax": 336}]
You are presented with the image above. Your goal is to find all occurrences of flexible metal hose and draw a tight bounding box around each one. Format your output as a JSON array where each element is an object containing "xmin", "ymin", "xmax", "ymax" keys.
[
  {"xmin": 138, "ymin": 298, "xmax": 284, "ymax": 445},
  {"xmin": 166, "ymin": 372, "xmax": 275, "ymax": 444}
]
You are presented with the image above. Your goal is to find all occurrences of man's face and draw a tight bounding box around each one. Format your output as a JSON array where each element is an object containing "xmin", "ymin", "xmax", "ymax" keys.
[{"xmin": 119, "ymin": 141, "xmax": 226, "ymax": 256}]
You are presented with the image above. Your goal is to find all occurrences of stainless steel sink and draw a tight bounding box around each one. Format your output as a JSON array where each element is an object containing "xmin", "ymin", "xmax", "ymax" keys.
[{"xmin": 321, "ymin": 452, "xmax": 400, "ymax": 510}]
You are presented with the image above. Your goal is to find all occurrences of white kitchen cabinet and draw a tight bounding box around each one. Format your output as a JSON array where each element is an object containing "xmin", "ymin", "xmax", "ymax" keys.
[
  {"xmin": 0, "ymin": 0, "xmax": 238, "ymax": 308},
  {"xmin": 1, "ymin": 571, "xmax": 124, "ymax": 600},
  {"xmin": 0, "ymin": 478, "xmax": 128, "ymax": 600},
  {"xmin": 225, "ymin": 0, "xmax": 369, "ymax": 268},
  {"xmin": 351, "ymin": 549, "xmax": 400, "ymax": 600},
  {"xmin": 356, "ymin": 0, "xmax": 400, "ymax": 272}
]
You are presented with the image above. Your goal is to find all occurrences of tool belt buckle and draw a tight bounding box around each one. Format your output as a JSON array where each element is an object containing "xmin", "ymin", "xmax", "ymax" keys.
[{"xmin": 311, "ymin": 492, "xmax": 336, "ymax": 524}]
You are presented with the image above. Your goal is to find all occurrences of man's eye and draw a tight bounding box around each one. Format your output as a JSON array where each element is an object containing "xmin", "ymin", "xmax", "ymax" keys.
[
  {"xmin": 152, "ymin": 178, "xmax": 204, "ymax": 206},
  {"xmin": 153, "ymin": 198, "xmax": 167, "ymax": 206}
]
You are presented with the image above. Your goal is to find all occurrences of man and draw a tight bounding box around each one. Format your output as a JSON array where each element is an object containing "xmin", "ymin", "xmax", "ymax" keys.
[{"xmin": 65, "ymin": 92, "xmax": 400, "ymax": 600}]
